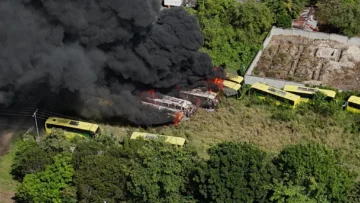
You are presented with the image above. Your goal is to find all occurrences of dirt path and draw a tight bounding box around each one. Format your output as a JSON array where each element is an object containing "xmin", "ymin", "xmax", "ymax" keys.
[
  {"xmin": 0, "ymin": 131, "xmax": 14, "ymax": 155},
  {"xmin": 0, "ymin": 190, "xmax": 15, "ymax": 203}
]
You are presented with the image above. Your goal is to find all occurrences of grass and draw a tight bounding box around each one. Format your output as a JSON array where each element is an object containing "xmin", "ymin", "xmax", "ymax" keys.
[
  {"xmin": 0, "ymin": 143, "xmax": 18, "ymax": 203},
  {"xmin": 102, "ymin": 96, "xmax": 360, "ymax": 174}
]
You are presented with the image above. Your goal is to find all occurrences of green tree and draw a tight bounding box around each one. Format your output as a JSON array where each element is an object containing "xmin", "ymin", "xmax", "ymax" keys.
[
  {"xmin": 262, "ymin": 0, "xmax": 310, "ymax": 28},
  {"xmin": 11, "ymin": 140, "xmax": 54, "ymax": 181},
  {"xmin": 126, "ymin": 141, "xmax": 198, "ymax": 203},
  {"xmin": 270, "ymin": 181, "xmax": 317, "ymax": 203},
  {"xmin": 275, "ymin": 142, "xmax": 355, "ymax": 202},
  {"xmin": 75, "ymin": 155, "xmax": 128, "ymax": 203},
  {"xmin": 40, "ymin": 129, "xmax": 75, "ymax": 153},
  {"xmin": 15, "ymin": 153, "xmax": 76, "ymax": 203},
  {"xmin": 317, "ymin": 0, "xmax": 360, "ymax": 36},
  {"xmin": 195, "ymin": 142, "xmax": 279, "ymax": 202},
  {"xmin": 190, "ymin": 0, "xmax": 274, "ymax": 70}
]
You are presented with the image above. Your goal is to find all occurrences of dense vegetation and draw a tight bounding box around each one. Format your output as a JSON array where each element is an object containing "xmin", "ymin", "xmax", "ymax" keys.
[
  {"xmin": 3, "ymin": 1, "xmax": 360, "ymax": 202},
  {"xmin": 11, "ymin": 127, "xmax": 359, "ymax": 202},
  {"xmin": 187, "ymin": 0, "xmax": 360, "ymax": 71}
]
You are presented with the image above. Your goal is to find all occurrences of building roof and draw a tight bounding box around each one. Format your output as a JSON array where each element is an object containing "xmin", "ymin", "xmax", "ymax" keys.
[{"xmin": 292, "ymin": 7, "xmax": 318, "ymax": 31}]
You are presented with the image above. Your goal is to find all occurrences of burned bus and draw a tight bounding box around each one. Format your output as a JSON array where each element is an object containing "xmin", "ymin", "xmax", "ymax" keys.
[
  {"xmin": 144, "ymin": 95, "xmax": 197, "ymax": 117},
  {"xmin": 179, "ymin": 88, "xmax": 219, "ymax": 109},
  {"xmin": 141, "ymin": 100, "xmax": 185, "ymax": 125}
]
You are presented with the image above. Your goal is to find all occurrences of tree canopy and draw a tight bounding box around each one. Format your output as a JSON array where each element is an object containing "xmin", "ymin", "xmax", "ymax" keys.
[
  {"xmin": 316, "ymin": 0, "xmax": 360, "ymax": 36},
  {"xmin": 11, "ymin": 130, "xmax": 359, "ymax": 203},
  {"xmin": 194, "ymin": 142, "xmax": 279, "ymax": 202},
  {"xmin": 188, "ymin": 0, "xmax": 274, "ymax": 71}
]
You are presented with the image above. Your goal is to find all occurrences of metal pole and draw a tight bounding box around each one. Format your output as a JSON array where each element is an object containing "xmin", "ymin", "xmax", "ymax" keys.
[{"xmin": 33, "ymin": 109, "xmax": 40, "ymax": 142}]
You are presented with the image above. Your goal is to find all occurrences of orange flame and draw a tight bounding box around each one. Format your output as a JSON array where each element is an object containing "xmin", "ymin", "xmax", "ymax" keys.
[
  {"xmin": 173, "ymin": 112, "xmax": 183, "ymax": 126},
  {"xmin": 208, "ymin": 78, "xmax": 224, "ymax": 90},
  {"xmin": 149, "ymin": 89, "xmax": 155, "ymax": 98}
]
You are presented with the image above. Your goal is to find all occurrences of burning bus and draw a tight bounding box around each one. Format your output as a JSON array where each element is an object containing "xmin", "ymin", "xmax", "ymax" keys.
[
  {"xmin": 179, "ymin": 88, "xmax": 219, "ymax": 109},
  {"xmin": 143, "ymin": 95, "xmax": 197, "ymax": 117},
  {"xmin": 141, "ymin": 100, "xmax": 184, "ymax": 126}
]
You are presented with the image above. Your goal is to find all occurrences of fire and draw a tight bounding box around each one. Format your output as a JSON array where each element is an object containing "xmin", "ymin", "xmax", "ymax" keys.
[
  {"xmin": 149, "ymin": 89, "xmax": 155, "ymax": 98},
  {"xmin": 213, "ymin": 78, "xmax": 224, "ymax": 89},
  {"xmin": 208, "ymin": 78, "xmax": 224, "ymax": 90},
  {"xmin": 173, "ymin": 111, "xmax": 183, "ymax": 126}
]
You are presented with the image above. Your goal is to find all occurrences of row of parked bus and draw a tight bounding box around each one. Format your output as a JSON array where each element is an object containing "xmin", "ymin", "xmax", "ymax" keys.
[
  {"xmin": 44, "ymin": 117, "xmax": 186, "ymax": 146},
  {"xmin": 248, "ymin": 82, "xmax": 360, "ymax": 113},
  {"xmin": 42, "ymin": 73, "xmax": 360, "ymax": 144}
]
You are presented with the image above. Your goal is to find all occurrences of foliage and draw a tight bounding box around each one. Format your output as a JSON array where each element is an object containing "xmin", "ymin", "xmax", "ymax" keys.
[
  {"xmin": 11, "ymin": 140, "xmax": 53, "ymax": 181},
  {"xmin": 126, "ymin": 141, "xmax": 198, "ymax": 203},
  {"xmin": 195, "ymin": 142, "xmax": 279, "ymax": 202},
  {"xmin": 262, "ymin": 0, "xmax": 309, "ymax": 28},
  {"xmin": 317, "ymin": 0, "xmax": 360, "ymax": 36},
  {"xmin": 275, "ymin": 142, "xmax": 355, "ymax": 202},
  {"xmin": 188, "ymin": 0, "xmax": 273, "ymax": 71},
  {"xmin": 75, "ymin": 154, "xmax": 128, "ymax": 203},
  {"xmin": 270, "ymin": 181, "xmax": 317, "ymax": 203},
  {"xmin": 310, "ymin": 92, "xmax": 339, "ymax": 117},
  {"xmin": 15, "ymin": 153, "xmax": 76, "ymax": 203},
  {"xmin": 40, "ymin": 129, "xmax": 75, "ymax": 153},
  {"xmin": 271, "ymin": 107, "xmax": 295, "ymax": 121}
]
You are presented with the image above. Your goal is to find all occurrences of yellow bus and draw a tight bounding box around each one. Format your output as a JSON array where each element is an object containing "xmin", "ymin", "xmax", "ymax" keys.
[
  {"xmin": 250, "ymin": 83, "xmax": 301, "ymax": 107},
  {"xmin": 45, "ymin": 117, "xmax": 101, "ymax": 139},
  {"xmin": 223, "ymin": 80, "xmax": 242, "ymax": 98},
  {"xmin": 346, "ymin": 96, "xmax": 360, "ymax": 113},
  {"xmin": 226, "ymin": 73, "xmax": 244, "ymax": 85},
  {"xmin": 283, "ymin": 85, "xmax": 336, "ymax": 102},
  {"xmin": 223, "ymin": 73, "xmax": 244, "ymax": 98},
  {"xmin": 130, "ymin": 132, "xmax": 185, "ymax": 147}
]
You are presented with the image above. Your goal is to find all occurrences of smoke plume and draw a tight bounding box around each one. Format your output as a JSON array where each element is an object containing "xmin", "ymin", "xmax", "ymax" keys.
[{"xmin": 0, "ymin": 0, "xmax": 224, "ymax": 125}]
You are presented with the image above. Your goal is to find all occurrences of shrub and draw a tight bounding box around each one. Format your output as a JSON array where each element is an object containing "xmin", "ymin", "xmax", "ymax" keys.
[
  {"xmin": 275, "ymin": 142, "xmax": 356, "ymax": 202},
  {"xmin": 271, "ymin": 108, "xmax": 295, "ymax": 122}
]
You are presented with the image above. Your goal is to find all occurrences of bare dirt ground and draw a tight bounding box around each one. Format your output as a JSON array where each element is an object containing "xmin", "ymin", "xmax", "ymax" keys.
[
  {"xmin": 0, "ymin": 190, "xmax": 15, "ymax": 203},
  {"xmin": 0, "ymin": 131, "xmax": 14, "ymax": 156},
  {"xmin": 254, "ymin": 35, "xmax": 360, "ymax": 90}
]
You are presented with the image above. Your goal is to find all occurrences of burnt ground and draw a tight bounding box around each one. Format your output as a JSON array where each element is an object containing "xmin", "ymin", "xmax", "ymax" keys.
[{"xmin": 253, "ymin": 35, "xmax": 360, "ymax": 91}]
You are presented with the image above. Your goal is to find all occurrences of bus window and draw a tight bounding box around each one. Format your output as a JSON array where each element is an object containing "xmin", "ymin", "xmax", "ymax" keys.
[{"xmin": 348, "ymin": 102, "xmax": 360, "ymax": 110}]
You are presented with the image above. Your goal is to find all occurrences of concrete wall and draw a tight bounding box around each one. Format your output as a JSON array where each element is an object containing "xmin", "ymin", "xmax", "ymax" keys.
[
  {"xmin": 245, "ymin": 75, "xmax": 305, "ymax": 89},
  {"xmin": 244, "ymin": 26, "xmax": 360, "ymax": 88},
  {"xmin": 266, "ymin": 26, "xmax": 360, "ymax": 45}
]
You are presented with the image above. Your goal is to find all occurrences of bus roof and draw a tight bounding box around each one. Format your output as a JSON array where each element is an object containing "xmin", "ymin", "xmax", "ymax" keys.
[
  {"xmin": 223, "ymin": 80, "xmax": 241, "ymax": 91},
  {"xmin": 348, "ymin": 95, "xmax": 360, "ymax": 104},
  {"xmin": 226, "ymin": 73, "xmax": 244, "ymax": 84},
  {"xmin": 283, "ymin": 85, "xmax": 336, "ymax": 98},
  {"xmin": 180, "ymin": 88, "xmax": 218, "ymax": 100},
  {"xmin": 45, "ymin": 117, "xmax": 99, "ymax": 132},
  {"xmin": 251, "ymin": 83, "xmax": 301, "ymax": 101},
  {"xmin": 130, "ymin": 132, "xmax": 186, "ymax": 146}
]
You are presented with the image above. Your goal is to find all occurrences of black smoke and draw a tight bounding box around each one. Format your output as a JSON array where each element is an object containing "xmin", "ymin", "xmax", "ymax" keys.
[{"xmin": 0, "ymin": 0, "xmax": 224, "ymax": 125}]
